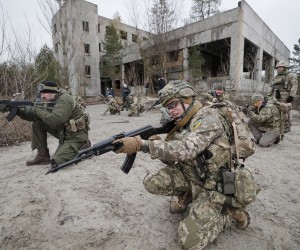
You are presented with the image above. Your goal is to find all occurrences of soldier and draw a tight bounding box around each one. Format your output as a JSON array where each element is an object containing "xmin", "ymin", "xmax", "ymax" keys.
[
  {"xmin": 268, "ymin": 60, "xmax": 298, "ymax": 132},
  {"xmin": 1, "ymin": 81, "xmax": 91, "ymax": 168},
  {"xmin": 204, "ymin": 84, "xmax": 229, "ymax": 103},
  {"xmin": 127, "ymin": 93, "xmax": 144, "ymax": 117},
  {"xmin": 244, "ymin": 92, "xmax": 281, "ymax": 147},
  {"xmin": 112, "ymin": 80, "xmax": 250, "ymax": 250},
  {"xmin": 103, "ymin": 95, "xmax": 120, "ymax": 115},
  {"xmin": 121, "ymin": 83, "xmax": 131, "ymax": 111}
]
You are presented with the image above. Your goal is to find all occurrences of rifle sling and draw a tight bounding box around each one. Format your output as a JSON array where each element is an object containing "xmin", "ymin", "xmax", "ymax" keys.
[{"xmin": 166, "ymin": 101, "xmax": 202, "ymax": 141}]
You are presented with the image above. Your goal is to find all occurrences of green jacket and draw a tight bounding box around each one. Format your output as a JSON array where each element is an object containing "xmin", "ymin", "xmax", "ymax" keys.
[{"xmin": 18, "ymin": 92, "xmax": 88, "ymax": 142}]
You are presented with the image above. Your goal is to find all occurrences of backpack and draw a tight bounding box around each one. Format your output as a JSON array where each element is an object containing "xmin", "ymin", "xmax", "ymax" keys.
[{"xmin": 209, "ymin": 100, "xmax": 256, "ymax": 162}]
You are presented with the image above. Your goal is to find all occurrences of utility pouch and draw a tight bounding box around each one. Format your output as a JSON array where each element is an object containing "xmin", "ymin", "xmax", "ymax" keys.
[
  {"xmin": 275, "ymin": 89, "xmax": 281, "ymax": 99},
  {"xmin": 221, "ymin": 170, "xmax": 235, "ymax": 195},
  {"xmin": 83, "ymin": 112, "xmax": 91, "ymax": 130},
  {"xmin": 195, "ymin": 150, "xmax": 213, "ymax": 180},
  {"xmin": 69, "ymin": 119, "xmax": 78, "ymax": 132}
]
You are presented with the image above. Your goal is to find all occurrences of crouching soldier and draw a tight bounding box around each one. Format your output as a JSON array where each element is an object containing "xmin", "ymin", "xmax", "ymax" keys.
[
  {"xmin": 103, "ymin": 95, "xmax": 121, "ymax": 115},
  {"xmin": 1, "ymin": 81, "xmax": 91, "ymax": 168},
  {"xmin": 244, "ymin": 92, "xmax": 281, "ymax": 147}
]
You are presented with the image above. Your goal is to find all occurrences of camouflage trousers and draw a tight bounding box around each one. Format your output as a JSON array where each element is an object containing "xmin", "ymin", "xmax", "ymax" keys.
[
  {"xmin": 248, "ymin": 121, "xmax": 280, "ymax": 147},
  {"xmin": 31, "ymin": 120, "xmax": 88, "ymax": 164},
  {"xmin": 143, "ymin": 165, "xmax": 232, "ymax": 250},
  {"xmin": 273, "ymin": 91, "xmax": 292, "ymax": 129}
]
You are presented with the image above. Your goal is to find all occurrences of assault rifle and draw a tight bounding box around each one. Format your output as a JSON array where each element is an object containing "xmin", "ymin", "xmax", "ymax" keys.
[
  {"xmin": 45, "ymin": 119, "xmax": 176, "ymax": 175},
  {"xmin": 0, "ymin": 99, "xmax": 53, "ymax": 122},
  {"xmin": 0, "ymin": 100, "xmax": 33, "ymax": 122}
]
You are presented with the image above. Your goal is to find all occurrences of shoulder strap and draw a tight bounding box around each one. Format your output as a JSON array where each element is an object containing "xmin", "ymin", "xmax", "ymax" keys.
[{"xmin": 166, "ymin": 101, "xmax": 202, "ymax": 141}]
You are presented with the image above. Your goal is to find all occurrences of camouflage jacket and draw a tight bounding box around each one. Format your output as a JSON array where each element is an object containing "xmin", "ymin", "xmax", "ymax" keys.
[
  {"xmin": 108, "ymin": 98, "xmax": 119, "ymax": 109},
  {"xmin": 248, "ymin": 101, "xmax": 281, "ymax": 133},
  {"xmin": 18, "ymin": 91, "xmax": 88, "ymax": 141},
  {"xmin": 148, "ymin": 104, "xmax": 231, "ymax": 190},
  {"xmin": 268, "ymin": 72, "xmax": 298, "ymax": 99},
  {"xmin": 204, "ymin": 91, "xmax": 230, "ymax": 103}
]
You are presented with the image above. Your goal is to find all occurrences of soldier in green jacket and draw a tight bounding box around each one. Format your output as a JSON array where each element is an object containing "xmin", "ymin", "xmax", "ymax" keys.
[{"xmin": 17, "ymin": 81, "xmax": 90, "ymax": 168}]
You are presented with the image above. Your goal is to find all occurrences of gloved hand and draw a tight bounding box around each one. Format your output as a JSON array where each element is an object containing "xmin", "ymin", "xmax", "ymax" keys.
[
  {"xmin": 0, "ymin": 104, "xmax": 10, "ymax": 113},
  {"xmin": 286, "ymin": 96, "xmax": 294, "ymax": 103},
  {"xmin": 23, "ymin": 106, "xmax": 36, "ymax": 116},
  {"xmin": 113, "ymin": 135, "xmax": 142, "ymax": 154}
]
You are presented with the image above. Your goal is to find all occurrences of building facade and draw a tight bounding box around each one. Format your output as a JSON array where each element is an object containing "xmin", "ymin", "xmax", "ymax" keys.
[{"xmin": 52, "ymin": 0, "xmax": 290, "ymax": 96}]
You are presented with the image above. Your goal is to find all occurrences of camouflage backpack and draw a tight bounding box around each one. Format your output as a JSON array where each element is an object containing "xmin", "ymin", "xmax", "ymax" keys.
[
  {"xmin": 210, "ymin": 100, "xmax": 259, "ymax": 206},
  {"xmin": 210, "ymin": 100, "xmax": 256, "ymax": 161}
]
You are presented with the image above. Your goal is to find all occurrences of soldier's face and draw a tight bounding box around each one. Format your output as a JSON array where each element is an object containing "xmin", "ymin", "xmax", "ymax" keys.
[
  {"xmin": 41, "ymin": 92, "xmax": 56, "ymax": 101},
  {"xmin": 165, "ymin": 99, "xmax": 188, "ymax": 120},
  {"xmin": 276, "ymin": 66, "xmax": 284, "ymax": 74},
  {"xmin": 215, "ymin": 89, "xmax": 224, "ymax": 96},
  {"xmin": 253, "ymin": 100, "xmax": 263, "ymax": 108}
]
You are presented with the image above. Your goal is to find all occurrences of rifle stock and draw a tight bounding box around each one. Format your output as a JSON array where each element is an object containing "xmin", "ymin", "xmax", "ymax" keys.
[{"xmin": 46, "ymin": 120, "xmax": 175, "ymax": 175}]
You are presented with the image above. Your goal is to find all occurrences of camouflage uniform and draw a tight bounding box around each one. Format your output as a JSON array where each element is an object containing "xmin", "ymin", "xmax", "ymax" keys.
[
  {"xmin": 104, "ymin": 97, "xmax": 120, "ymax": 115},
  {"xmin": 268, "ymin": 61, "xmax": 298, "ymax": 130},
  {"xmin": 18, "ymin": 89, "xmax": 89, "ymax": 165},
  {"xmin": 128, "ymin": 95, "xmax": 144, "ymax": 117},
  {"xmin": 143, "ymin": 81, "xmax": 246, "ymax": 250},
  {"xmin": 204, "ymin": 85, "xmax": 230, "ymax": 103},
  {"xmin": 247, "ymin": 98, "xmax": 281, "ymax": 147}
]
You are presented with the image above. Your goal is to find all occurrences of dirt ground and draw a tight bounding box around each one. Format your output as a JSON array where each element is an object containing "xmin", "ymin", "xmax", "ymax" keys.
[{"xmin": 0, "ymin": 103, "xmax": 299, "ymax": 250}]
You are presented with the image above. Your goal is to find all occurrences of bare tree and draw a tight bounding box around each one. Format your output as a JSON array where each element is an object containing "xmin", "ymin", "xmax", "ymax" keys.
[{"xmin": 189, "ymin": 0, "xmax": 221, "ymax": 22}]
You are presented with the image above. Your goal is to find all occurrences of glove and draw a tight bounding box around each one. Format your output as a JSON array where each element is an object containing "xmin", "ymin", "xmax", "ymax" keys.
[
  {"xmin": 0, "ymin": 104, "xmax": 10, "ymax": 113},
  {"xmin": 113, "ymin": 136, "xmax": 142, "ymax": 154},
  {"xmin": 286, "ymin": 96, "xmax": 293, "ymax": 103},
  {"xmin": 23, "ymin": 106, "xmax": 36, "ymax": 116}
]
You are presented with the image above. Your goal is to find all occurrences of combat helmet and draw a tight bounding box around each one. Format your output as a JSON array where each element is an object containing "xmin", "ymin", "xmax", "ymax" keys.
[
  {"xmin": 251, "ymin": 92, "xmax": 264, "ymax": 102},
  {"xmin": 158, "ymin": 80, "xmax": 197, "ymax": 106},
  {"xmin": 276, "ymin": 61, "xmax": 289, "ymax": 68}
]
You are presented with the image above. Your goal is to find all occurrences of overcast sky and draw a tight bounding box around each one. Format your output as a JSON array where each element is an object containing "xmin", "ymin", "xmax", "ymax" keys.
[{"xmin": 1, "ymin": 0, "xmax": 299, "ymax": 54}]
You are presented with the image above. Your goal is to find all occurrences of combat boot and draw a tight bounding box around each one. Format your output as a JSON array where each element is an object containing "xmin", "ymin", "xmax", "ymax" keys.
[
  {"xmin": 229, "ymin": 209, "xmax": 250, "ymax": 229},
  {"xmin": 170, "ymin": 192, "xmax": 192, "ymax": 214},
  {"xmin": 26, "ymin": 148, "xmax": 50, "ymax": 166}
]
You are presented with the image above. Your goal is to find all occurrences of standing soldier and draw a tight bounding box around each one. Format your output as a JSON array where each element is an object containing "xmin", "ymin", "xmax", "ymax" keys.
[{"xmin": 268, "ymin": 61, "xmax": 298, "ymax": 132}]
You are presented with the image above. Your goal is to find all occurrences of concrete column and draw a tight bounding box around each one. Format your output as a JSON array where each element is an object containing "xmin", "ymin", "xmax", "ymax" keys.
[
  {"xmin": 254, "ymin": 47, "xmax": 263, "ymax": 81},
  {"xmin": 183, "ymin": 47, "xmax": 189, "ymax": 81},
  {"xmin": 121, "ymin": 64, "xmax": 125, "ymax": 83},
  {"xmin": 270, "ymin": 57, "xmax": 275, "ymax": 81},
  {"xmin": 230, "ymin": 35, "xmax": 244, "ymax": 91}
]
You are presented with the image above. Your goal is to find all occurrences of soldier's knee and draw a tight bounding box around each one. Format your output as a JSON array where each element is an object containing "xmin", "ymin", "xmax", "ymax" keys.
[
  {"xmin": 178, "ymin": 216, "xmax": 204, "ymax": 250},
  {"xmin": 143, "ymin": 173, "xmax": 157, "ymax": 194}
]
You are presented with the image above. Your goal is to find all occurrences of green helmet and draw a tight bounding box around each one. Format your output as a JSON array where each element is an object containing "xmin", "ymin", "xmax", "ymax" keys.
[
  {"xmin": 276, "ymin": 60, "xmax": 289, "ymax": 68},
  {"xmin": 251, "ymin": 92, "xmax": 264, "ymax": 102},
  {"xmin": 158, "ymin": 80, "xmax": 197, "ymax": 106}
]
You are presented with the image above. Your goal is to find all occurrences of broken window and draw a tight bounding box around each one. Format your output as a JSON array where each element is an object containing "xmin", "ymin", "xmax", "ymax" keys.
[
  {"xmin": 84, "ymin": 43, "xmax": 90, "ymax": 54},
  {"xmin": 85, "ymin": 65, "xmax": 91, "ymax": 77},
  {"xmin": 132, "ymin": 34, "xmax": 138, "ymax": 42},
  {"xmin": 120, "ymin": 30, "xmax": 127, "ymax": 40},
  {"xmin": 83, "ymin": 21, "xmax": 89, "ymax": 32}
]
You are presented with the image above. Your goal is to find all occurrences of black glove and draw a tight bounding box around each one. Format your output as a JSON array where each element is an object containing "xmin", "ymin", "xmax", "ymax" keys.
[
  {"xmin": 0, "ymin": 104, "xmax": 10, "ymax": 113},
  {"xmin": 286, "ymin": 96, "xmax": 293, "ymax": 103}
]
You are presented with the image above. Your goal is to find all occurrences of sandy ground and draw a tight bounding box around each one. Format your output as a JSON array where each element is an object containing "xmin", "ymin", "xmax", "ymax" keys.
[{"xmin": 0, "ymin": 103, "xmax": 299, "ymax": 250}]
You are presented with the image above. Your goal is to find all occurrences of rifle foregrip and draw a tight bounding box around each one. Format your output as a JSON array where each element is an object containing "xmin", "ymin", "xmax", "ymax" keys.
[{"xmin": 120, "ymin": 153, "xmax": 137, "ymax": 174}]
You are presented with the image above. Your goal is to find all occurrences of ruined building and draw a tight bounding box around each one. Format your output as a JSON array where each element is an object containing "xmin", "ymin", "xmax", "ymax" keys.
[{"xmin": 52, "ymin": 0, "xmax": 290, "ymax": 97}]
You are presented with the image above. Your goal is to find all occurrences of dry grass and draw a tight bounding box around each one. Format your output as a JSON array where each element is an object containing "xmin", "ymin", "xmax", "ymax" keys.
[{"xmin": 0, "ymin": 114, "xmax": 32, "ymax": 146}]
